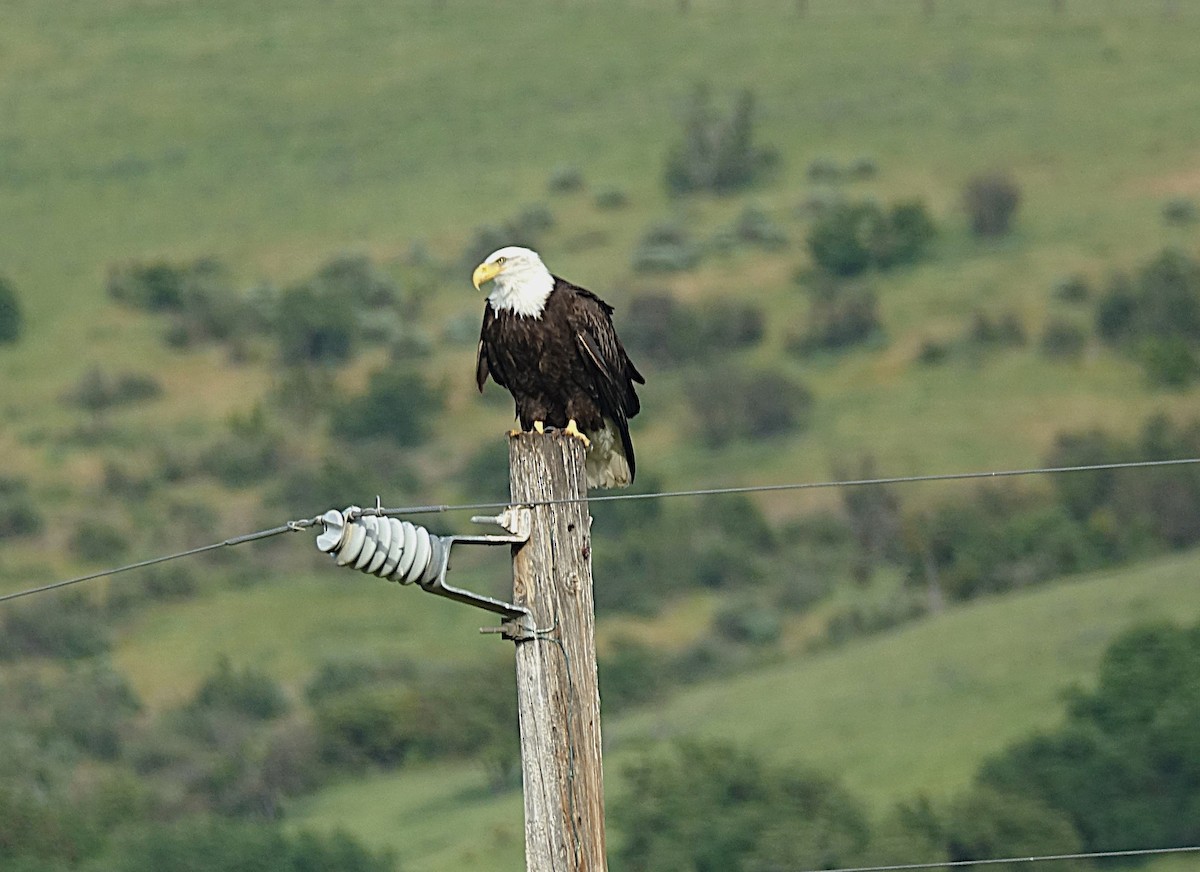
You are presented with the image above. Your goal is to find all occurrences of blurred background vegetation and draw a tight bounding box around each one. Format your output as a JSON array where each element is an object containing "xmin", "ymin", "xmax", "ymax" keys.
[{"xmin": 4, "ymin": 0, "xmax": 1200, "ymax": 869}]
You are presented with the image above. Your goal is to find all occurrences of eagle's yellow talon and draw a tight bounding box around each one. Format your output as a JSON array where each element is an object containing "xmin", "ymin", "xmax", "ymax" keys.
[
  {"xmin": 507, "ymin": 427, "xmax": 522, "ymax": 437},
  {"xmin": 563, "ymin": 419, "xmax": 591, "ymax": 448}
]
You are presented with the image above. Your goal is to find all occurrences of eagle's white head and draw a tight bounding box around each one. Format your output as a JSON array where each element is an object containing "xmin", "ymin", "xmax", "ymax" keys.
[{"xmin": 472, "ymin": 245, "xmax": 555, "ymax": 318}]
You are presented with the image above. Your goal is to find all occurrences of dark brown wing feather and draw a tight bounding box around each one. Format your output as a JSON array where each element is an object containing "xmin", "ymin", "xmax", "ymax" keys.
[
  {"xmin": 476, "ymin": 305, "xmax": 498, "ymax": 392},
  {"xmin": 564, "ymin": 282, "xmax": 643, "ymax": 479}
]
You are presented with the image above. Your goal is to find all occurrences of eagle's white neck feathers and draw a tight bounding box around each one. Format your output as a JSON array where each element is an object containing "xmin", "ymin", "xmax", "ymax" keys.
[{"xmin": 485, "ymin": 246, "xmax": 554, "ymax": 318}]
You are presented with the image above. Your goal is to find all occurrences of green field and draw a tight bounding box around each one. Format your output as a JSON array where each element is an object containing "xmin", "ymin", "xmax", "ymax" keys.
[
  {"xmin": 285, "ymin": 549, "xmax": 1200, "ymax": 871},
  {"xmin": 4, "ymin": 0, "xmax": 1200, "ymax": 869}
]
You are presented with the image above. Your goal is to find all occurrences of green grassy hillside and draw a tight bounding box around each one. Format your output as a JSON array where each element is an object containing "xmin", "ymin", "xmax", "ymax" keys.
[
  {"xmin": 4, "ymin": 0, "xmax": 1200, "ymax": 495},
  {"xmin": 4, "ymin": 1, "xmax": 1200, "ymax": 869},
  {"xmin": 287, "ymin": 549, "xmax": 1200, "ymax": 871}
]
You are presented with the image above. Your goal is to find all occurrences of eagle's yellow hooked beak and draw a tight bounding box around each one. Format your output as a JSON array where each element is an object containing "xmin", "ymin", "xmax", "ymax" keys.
[{"xmin": 472, "ymin": 260, "xmax": 503, "ymax": 290}]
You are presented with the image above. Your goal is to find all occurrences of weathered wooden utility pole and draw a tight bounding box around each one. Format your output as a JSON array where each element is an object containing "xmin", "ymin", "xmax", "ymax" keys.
[{"xmin": 507, "ymin": 432, "xmax": 607, "ymax": 872}]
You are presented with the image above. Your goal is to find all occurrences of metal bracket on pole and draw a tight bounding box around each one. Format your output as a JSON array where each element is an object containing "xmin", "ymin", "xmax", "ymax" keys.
[{"xmin": 314, "ymin": 504, "xmax": 535, "ymax": 638}]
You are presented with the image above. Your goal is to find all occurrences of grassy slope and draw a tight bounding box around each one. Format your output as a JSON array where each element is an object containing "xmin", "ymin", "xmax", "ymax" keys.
[
  {"xmin": 287, "ymin": 549, "xmax": 1200, "ymax": 871},
  {"xmin": 4, "ymin": 1, "xmax": 1200, "ymax": 868}
]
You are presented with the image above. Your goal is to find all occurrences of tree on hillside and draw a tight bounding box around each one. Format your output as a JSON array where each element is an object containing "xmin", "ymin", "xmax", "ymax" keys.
[
  {"xmin": 0, "ymin": 274, "xmax": 24, "ymax": 343},
  {"xmin": 664, "ymin": 84, "xmax": 779, "ymax": 195},
  {"xmin": 963, "ymin": 172, "xmax": 1021, "ymax": 238},
  {"xmin": 614, "ymin": 740, "xmax": 871, "ymax": 872},
  {"xmin": 978, "ymin": 621, "xmax": 1200, "ymax": 853}
]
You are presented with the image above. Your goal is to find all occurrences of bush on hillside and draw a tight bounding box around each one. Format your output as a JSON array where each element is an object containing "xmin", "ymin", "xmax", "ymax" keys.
[
  {"xmin": 689, "ymin": 367, "xmax": 813, "ymax": 447},
  {"xmin": 70, "ymin": 519, "xmax": 130, "ymax": 563},
  {"xmin": 1039, "ymin": 318, "xmax": 1088, "ymax": 360},
  {"xmin": 330, "ymin": 367, "xmax": 443, "ymax": 447},
  {"xmin": 613, "ymin": 740, "xmax": 870, "ymax": 872},
  {"xmin": 1094, "ymin": 249, "xmax": 1200, "ymax": 383},
  {"xmin": 547, "ymin": 165, "xmax": 584, "ymax": 193},
  {"xmin": 806, "ymin": 199, "xmax": 936, "ymax": 276},
  {"xmin": 963, "ymin": 171, "xmax": 1021, "ymax": 238},
  {"xmin": 275, "ymin": 284, "xmax": 357, "ymax": 365},
  {"xmin": 789, "ymin": 281, "xmax": 883, "ymax": 356},
  {"xmin": 0, "ymin": 476, "xmax": 43, "ymax": 540},
  {"xmin": 192, "ymin": 657, "xmax": 288, "ymax": 721},
  {"xmin": 0, "ymin": 273, "xmax": 24, "ymax": 343},
  {"xmin": 978, "ymin": 621, "xmax": 1200, "ymax": 854},
  {"xmin": 631, "ymin": 220, "xmax": 701, "ymax": 273},
  {"xmin": 664, "ymin": 85, "xmax": 779, "ymax": 195},
  {"xmin": 0, "ymin": 592, "xmax": 112, "ymax": 660},
  {"xmin": 67, "ymin": 366, "xmax": 163, "ymax": 412},
  {"xmin": 967, "ymin": 309, "xmax": 1027, "ymax": 349}
]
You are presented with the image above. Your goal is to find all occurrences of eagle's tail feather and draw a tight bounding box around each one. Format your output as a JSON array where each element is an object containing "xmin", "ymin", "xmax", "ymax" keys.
[{"xmin": 583, "ymin": 418, "xmax": 633, "ymax": 489}]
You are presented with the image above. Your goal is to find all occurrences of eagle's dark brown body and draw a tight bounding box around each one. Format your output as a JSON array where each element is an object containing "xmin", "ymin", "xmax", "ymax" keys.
[{"xmin": 476, "ymin": 277, "xmax": 644, "ymax": 481}]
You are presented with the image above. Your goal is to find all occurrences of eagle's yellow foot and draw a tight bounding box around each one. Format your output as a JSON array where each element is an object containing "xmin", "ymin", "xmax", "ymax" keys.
[
  {"xmin": 507, "ymin": 426, "xmax": 522, "ymax": 437},
  {"xmin": 533, "ymin": 420, "xmax": 545, "ymax": 434},
  {"xmin": 563, "ymin": 419, "xmax": 591, "ymax": 448}
]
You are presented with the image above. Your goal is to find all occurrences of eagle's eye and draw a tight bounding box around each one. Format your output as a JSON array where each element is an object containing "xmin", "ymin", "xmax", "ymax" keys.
[{"xmin": 496, "ymin": 256, "xmax": 507, "ymax": 265}]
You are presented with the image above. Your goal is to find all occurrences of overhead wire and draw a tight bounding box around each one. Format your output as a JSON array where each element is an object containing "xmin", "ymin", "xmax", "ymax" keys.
[
  {"xmin": 364, "ymin": 455, "xmax": 1200, "ymax": 517},
  {"xmin": 0, "ymin": 519, "xmax": 318, "ymax": 605},
  {"xmin": 1, "ymin": 456, "xmax": 1199, "ymax": 605},
  {"xmin": 796, "ymin": 843, "xmax": 1200, "ymax": 872}
]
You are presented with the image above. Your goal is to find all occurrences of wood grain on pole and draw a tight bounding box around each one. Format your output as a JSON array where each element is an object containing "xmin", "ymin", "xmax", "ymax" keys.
[{"xmin": 509, "ymin": 432, "xmax": 607, "ymax": 872}]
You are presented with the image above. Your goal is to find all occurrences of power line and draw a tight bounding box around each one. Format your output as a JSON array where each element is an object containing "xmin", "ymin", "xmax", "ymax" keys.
[
  {"xmin": 367, "ymin": 456, "xmax": 1200, "ymax": 517},
  {"xmin": 2, "ymin": 456, "xmax": 1199, "ymax": 606},
  {"xmin": 0, "ymin": 520, "xmax": 315, "ymax": 605},
  {"xmin": 799, "ymin": 844, "xmax": 1200, "ymax": 872}
]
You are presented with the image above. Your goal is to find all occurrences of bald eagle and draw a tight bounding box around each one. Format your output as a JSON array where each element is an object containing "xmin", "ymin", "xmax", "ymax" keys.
[{"xmin": 472, "ymin": 246, "xmax": 644, "ymax": 489}]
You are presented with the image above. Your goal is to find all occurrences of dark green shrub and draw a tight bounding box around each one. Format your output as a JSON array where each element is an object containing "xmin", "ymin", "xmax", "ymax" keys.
[
  {"xmin": 330, "ymin": 367, "xmax": 442, "ymax": 447},
  {"xmin": 806, "ymin": 156, "xmax": 842, "ymax": 181},
  {"xmin": 664, "ymin": 85, "xmax": 778, "ymax": 195},
  {"xmin": 67, "ymin": 366, "xmax": 163, "ymax": 412},
  {"xmin": 0, "ymin": 273, "xmax": 23, "ymax": 343},
  {"xmin": 51, "ymin": 664, "xmax": 141, "ymax": 760},
  {"xmin": 0, "ymin": 592, "xmax": 111, "ymax": 660},
  {"xmin": 690, "ymin": 367, "xmax": 814, "ymax": 447},
  {"xmin": 1040, "ymin": 319, "xmax": 1088, "ymax": 359},
  {"xmin": 1094, "ymin": 271, "xmax": 1136, "ymax": 343},
  {"xmin": 276, "ymin": 284, "xmax": 357, "ymax": 365},
  {"xmin": 963, "ymin": 171, "xmax": 1021, "ymax": 238},
  {"xmin": 849, "ymin": 155, "xmax": 879, "ymax": 179},
  {"xmin": 512, "ymin": 203, "xmax": 555, "ymax": 235},
  {"xmin": 940, "ymin": 789, "xmax": 1085, "ymax": 868},
  {"xmin": 622, "ymin": 292, "xmax": 703, "ymax": 363},
  {"xmin": 1054, "ymin": 273, "xmax": 1091, "ymax": 302},
  {"xmin": 808, "ymin": 198, "xmax": 936, "ymax": 276},
  {"xmin": 917, "ymin": 337, "xmax": 950, "ymax": 364},
  {"xmin": 876, "ymin": 200, "xmax": 937, "ymax": 267},
  {"xmin": 273, "ymin": 454, "xmax": 417, "ymax": 517},
  {"xmin": 614, "ymin": 740, "xmax": 870, "ymax": 872},
  {"xmin": 311, "ymin": 253, "xmax": 398, "ymax": 308},
  {"xmin": 193, "ymin": 657, "xmax": 287, "ymax": 721},
  {"xmin": 728, "ymin": 205, "xmax": 787, "ymax": 249},
  {"xmin": 594, "ymin": 186, "xmax": 628, "ymax": 209},
  {"xmin": 110, "ymin": 818, "xmax": 395, "ymax": 872},
  {"xmin": 598, "ymin": 637, "xmax": 672, "ymax": 711},
  {"xmin": 712, "ymin": 601, "xmax": 782, "ymax": 646},
  {"xmin": 807, "ymin": 201, "xmax": 877, "ymax": 276},
  {"xmin": 0, "ymin": 476, "xmax": 43, "ymax": 539},
  {"xmin": 547, "ymin": 165, "xmax": 584, "ymax": 193},
  {"xmin": 1162, "ymin": 196, "xmax": 1198, "ymax": 225},
  {"xmin": 1139, "ymin": 336, "xmax": 1198, "ymax": 387},
  {"xmin": 70, "ymin": 519, "xmax": 130, "ymax": 562},
  {"xmin": 978, "ymin": 622, "xmax": 1200, "ymax": 855},
  {"xmin": 968, "ymin": 310, "xmax": 1027, "ymax": 348},
  {"xmin": 459, "ymin": 441, "xmax": 511, "ymax": 500},
  {"xmin": 789, "ymin": 283, "xmax": 883, "ymax": 356},
  {"xmin": 631, "ymin": 220, "xmax": 701, "ymax": 273},
  {"xmin": 699, "ymin": 300, "xmax": 765, "ymax": 350}
]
